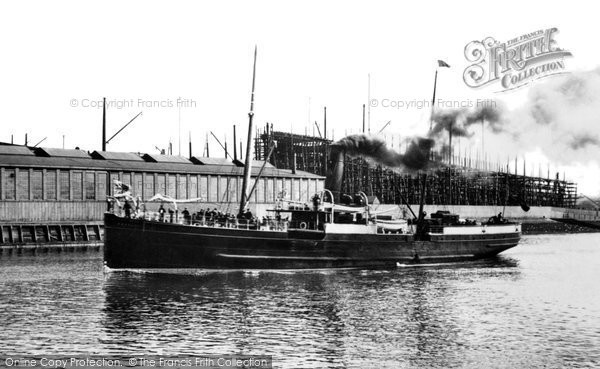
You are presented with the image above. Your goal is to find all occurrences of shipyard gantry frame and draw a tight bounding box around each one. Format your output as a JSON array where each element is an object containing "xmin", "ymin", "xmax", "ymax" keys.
[{"xmin": 254, "ymin": 125, "xmax": 578, "ymax": 208}]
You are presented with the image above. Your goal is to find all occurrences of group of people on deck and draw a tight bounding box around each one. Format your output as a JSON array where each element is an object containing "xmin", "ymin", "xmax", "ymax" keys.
[
  {"xmin": 156, "ymin": 204, "xmax": 255, "ymax": 225},
  {"xmin": 108, "ymin": 195, "xmax": 257, "ymax": 226}
]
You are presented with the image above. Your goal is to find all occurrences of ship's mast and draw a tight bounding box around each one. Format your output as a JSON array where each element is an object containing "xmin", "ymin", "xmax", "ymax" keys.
[
  {"xmin": 417, "ymin": 63, "xmax": 441, "ymax": 237},
  {"xmin": 239, "ymin": 46, "xmax": 258, "ymax": 215},
  {"xmin": 416, "ymin": 61, "xmax": 450, "ymax": 237}
]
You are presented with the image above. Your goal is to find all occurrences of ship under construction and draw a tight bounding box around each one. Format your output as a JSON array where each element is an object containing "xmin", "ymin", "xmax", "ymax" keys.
[{"xmin": 254, "ymin": 123, "xmax": 578, "ymax": 209}]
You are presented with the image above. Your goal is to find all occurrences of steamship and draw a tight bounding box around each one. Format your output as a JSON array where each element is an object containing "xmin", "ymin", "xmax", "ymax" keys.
[
  {"xmin": 104, "ymin": 202, "xmax": 521, "ymax": 270},
  {"xmin": 103, "ymin": 49, "xmax": 521, "ymax": 270},
  {"xmin": 104, "ymin": 147, "xmax": 521, "ymax": 270}
]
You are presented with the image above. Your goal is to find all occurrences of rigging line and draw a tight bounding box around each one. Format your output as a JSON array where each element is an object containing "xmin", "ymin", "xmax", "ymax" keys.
[{"xmin": 222, "ymin": 163, "xmax": 239, "ymax": 214}]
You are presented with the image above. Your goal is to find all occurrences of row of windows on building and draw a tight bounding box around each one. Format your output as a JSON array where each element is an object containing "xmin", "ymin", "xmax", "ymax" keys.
[{"xmin": 0, "ymin": 168, "xmax": 324, "ymax": 203}]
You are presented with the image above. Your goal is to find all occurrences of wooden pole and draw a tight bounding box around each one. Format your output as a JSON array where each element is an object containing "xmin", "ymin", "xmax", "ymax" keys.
[
  {"xmin": 102, "ymin": 97, "xmax": 106, "ymax": 151},
  {"xmin": 233, "ymin": 125, "xmax": 238, "ymax": 161},
  {"xmin": 324, "ymin": 106, "xmax": 327, "ymax": 140},
  {"xmin": 205, "ymin": 133, "xmax": 210, "ymax": 157},
  {"xmin": 362, "ymin": 104, "xmax": 365, "ymax": 133}
]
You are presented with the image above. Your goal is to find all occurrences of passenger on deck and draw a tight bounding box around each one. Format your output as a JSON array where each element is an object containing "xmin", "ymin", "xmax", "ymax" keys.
[
  {"xmin": 135, "ymin": 196, "xmax": 142, "ymax": 217},
  {"xmin": 182, "ymin": 208, "xmax": 191, "ymax": 224},
  {"xmin": 312, "ymin": 194, "xmax": 321, "ymax": 210},
  {"xmin": 158, "ymin": 204, "xmax": 166, "ymax": 222},
  {"xmin": 168, "ymin": 208, "xmax": 174, "ymax": 223},
  {"xmin": 137, "ymin": 200, "xmax": 146, "ymax": 218},
  {"xmin": 123, "ymin": 200, "xmax": 132, "ymax": 218},
  {"xmin": 489, "ymin": 212, "xmax": 505, "ymax": 224}
]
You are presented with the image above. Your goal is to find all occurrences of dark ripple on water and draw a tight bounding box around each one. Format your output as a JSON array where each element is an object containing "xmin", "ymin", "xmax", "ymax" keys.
[{"xmin": 1, "ymin": 234, "xmax": 600, "ymax": 368}]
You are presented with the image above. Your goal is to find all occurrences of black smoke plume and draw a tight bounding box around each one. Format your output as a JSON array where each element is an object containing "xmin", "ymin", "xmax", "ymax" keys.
[
  {"xmin": 430, "ymin": 102, "xmax": 508, "ymax": 139},
  {"xmin": 430, "ymin": 110, "xmax": 471, "ymax": 138},
  {"xmin": 331, "ymin": 134, "xmax": 434, "ymax": 171}
]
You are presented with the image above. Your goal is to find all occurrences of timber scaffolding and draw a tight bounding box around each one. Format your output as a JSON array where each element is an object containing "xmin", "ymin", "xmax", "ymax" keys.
[{"xmin": 254, "ymin": 125, "xmax": 578, "ymax": 208}]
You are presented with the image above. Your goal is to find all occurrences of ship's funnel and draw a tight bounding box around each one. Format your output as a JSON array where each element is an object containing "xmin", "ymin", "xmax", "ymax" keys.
[{"xmin": 325, "ymin": 148, "xmax": 345, "ymax": 202}]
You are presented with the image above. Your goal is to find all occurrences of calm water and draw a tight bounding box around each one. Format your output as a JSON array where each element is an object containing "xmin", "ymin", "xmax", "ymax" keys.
[{"xmin": 1, "ymin": 234, "xmax": 599, "ymax": 368}]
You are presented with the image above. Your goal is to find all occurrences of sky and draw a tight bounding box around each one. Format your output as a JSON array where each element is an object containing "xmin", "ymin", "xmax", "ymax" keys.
[{"xmin": 1, "ymin": 0, "xmax": 599, "ymax": 195}]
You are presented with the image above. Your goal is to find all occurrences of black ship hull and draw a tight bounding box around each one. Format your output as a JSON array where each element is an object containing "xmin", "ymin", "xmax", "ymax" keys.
[{"xmin": 104, "ymin": 214, "xmax": 520, "ymax": 270}]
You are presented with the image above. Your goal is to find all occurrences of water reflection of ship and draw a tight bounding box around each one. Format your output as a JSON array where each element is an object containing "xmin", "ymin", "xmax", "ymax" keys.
[
  {"xmin": 102, "ymin": 257, "xmax": 518, "ymax": 365},
  {"xmin": 102, "ymin": 271, "xmax": 348, "ymax": 361}
]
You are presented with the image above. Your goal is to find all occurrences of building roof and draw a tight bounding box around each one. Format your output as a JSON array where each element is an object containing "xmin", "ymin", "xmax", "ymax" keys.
[
  {"xmin": 90, "ymin": 151, "xmax": 145, "ymax": 161},
  {"xmin": 141, "ymin": 154, "xmax": 192, "ymax": 164},
  {"xmin": 34, "ymin": 147, "xmax": 91, "ymax": 158},
  {"xmin": 0, "ymin": 145, "xmax": 34, "ymax": 156},
  {"xmin": 191, "ymin": 157, "xmax": 235, "ymax": 166}
]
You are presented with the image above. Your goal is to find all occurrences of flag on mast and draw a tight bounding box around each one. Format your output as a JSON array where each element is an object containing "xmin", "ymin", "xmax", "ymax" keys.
[{"xmin": 438, "ymin": 60, "xmax": 450, "ymax": 68}]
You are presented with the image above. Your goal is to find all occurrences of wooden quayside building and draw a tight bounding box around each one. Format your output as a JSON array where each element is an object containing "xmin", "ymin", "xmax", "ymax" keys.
[{"xmin": 0, "ymin": 143, "xmax": 324, "ymax": 250}]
